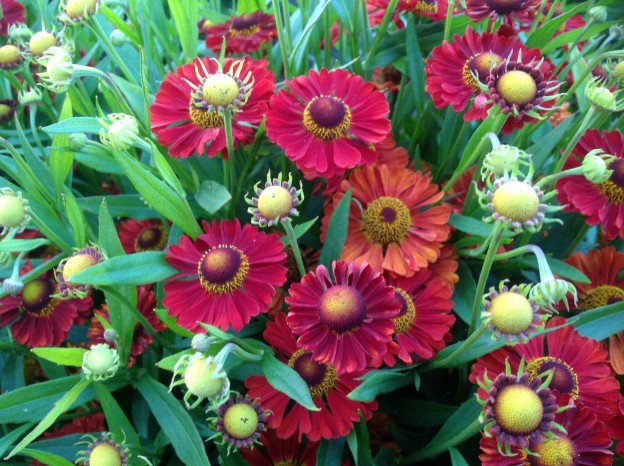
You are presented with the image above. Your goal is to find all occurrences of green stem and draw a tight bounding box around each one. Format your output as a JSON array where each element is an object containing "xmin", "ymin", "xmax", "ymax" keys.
[
  {"xmin": 272, "ymin": 0, "xmax": 290, "ymax": 78},
  {"xmin": 421, "ymin": 325, "xmax": 488, "ymax": 373},
  {"xmin": 469, "ymin": 222, "xmax": 504, "ymax": 334},
  {"xmin": 283, "ymin": 220, "xmax": 306, "ymax": 278},
  {"xmin": 562, "ymin": 224, "xmax": 590, "ymax": 258},
  {"xmin": 443, "ymin": 0, "xmax": 455, "ymax": 43},
  {"xmin": 552, "ymin": 106, "xmax": 598, "ymax": 174},
  {"xmin": 0, "ymin": 253, "xmax": 65, "ymax": 300},
  {"xmin": 223, "ymin": 110, "xmax": 236, "ymax": 216},
  {"xmin": 529, "ymin": 0, "xmax": 549, "ymax": 34},
  {"xmin": 87, "ymin": 17, "xmax": 138, "ymax": 85},
  {"xmin": 362, "ymin": 0, "xmax": 400, "ymax": 69},
  {"xmin": 555, "ymin": 21, "xmax": 593, "ymax": 78},
  {"xmin": 535, "ymin": 165, "xmax": 583, "ymax": 189}
]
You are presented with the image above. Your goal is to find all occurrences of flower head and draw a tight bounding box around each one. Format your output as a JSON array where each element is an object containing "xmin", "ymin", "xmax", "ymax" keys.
[
  {"xmin": 27, "ymin": 30, "xmax": 60, "ymax": 57},
  {"xmin": 530, "ymin": 278, "xmax": 577, "ymax": 312},
  {"xmin": 99, "ymin": 113, "xmax": 140, "ymax": 151},
  {"xmin": 55, "ymin": 246, "xmax": 105, "ymax": 299},
  {"xmin": 211, "ymin": 394, "xmax": 270, "ymax": 453},
  {"xmin": 0, "ymin": 0, "xmax": 26, "ymax": 36},
  {"xmin": 0, "ymin": 99, "xmax": 16, "ymax": 124},
  {"xmin": 481, "ymin": 144, "xmax": 532, "ymax": 181},
  {"xmin": 58, "ymin": 0, "xmax": 100, "ymax": 24},
  {"xmin": 0, "ymin": 188, "xmax": 30, "ymax": 235},
  {"xmin": 246, "ymin": 172, "xmax": 304, "ymax": 227},
  {"xmin": 0, "ymin": 43, "xmax": 23, "ymax": 69},
  {"xmin": 37, "ymin": 46, "xmax": 74, "ymax": 93},
  {"xmin": 82, "ymin": 343, "xmax": 120, "ymax": 381},
  {"xmin": 76, "ymin": 433, "xmax": 129, "ymax": 466},
  {"xmin": 585, "ymin": 76, "xmax": 624, "ymax": 112},
  {"xmin": 465, "ymin": 0, "xmax": 540, "ymax": 27},
  {"xmin": 18, "ymin": 87, "xmax": 43, "ymax": 106},
  {"xmin": 581, "ymin": 149, "xmax": 616, "ymax": 184},
  {"xmin": 205, "ymin": 12, "xmax": 277, "ymax": 54},
  {"xmin": 117, "ymin": 219, "xmax": 169, "ymax": 254}
]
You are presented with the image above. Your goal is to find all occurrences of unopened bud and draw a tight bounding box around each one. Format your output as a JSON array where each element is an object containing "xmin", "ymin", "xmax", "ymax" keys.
[
  {"xmin": 83, "ymin": 343, "xmax": 120, "ymax": 381},
  {"xmin": 582, "ymin": 149, "xmax": 615, "ymax": 184}
]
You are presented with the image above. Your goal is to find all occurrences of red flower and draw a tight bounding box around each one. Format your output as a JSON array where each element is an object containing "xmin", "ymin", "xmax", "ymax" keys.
[
  {"xmin": 240, "ymin": 429, "xmax": 318, "ymax": 465},
  {"xmin": 0, "ymin": 269, "xmax": 92, "ymax": 347},
  {"xmin": 425, "ymin": 27, "xmax": 542, "ymax": 123},
  {"xmin": 479, "ymin": 398, "xmax": 613, "ymax": 466},
  {"xmin": 367, "ymin": 0, "xmax": 449, "ymax": 24},
  {"xmin": 321, "ymin": 165, "xmax": 451, "ymax": 277},
  {"xmin": 117, "ymin": 219, "xmax": 169, "ymax": 254},
  {"xmin": 556, "ymin": 129, "xmax": 624, "ymax": 241},
  {"xmin": 378, "ymin": 271, "xmax": 455, "ymax": 366},
  {"xmin": 265, "ymin": 68, "xmax": 391, "ymax": 179},
  {"xmin": 470, "ymin": 316, "xmax": 622, "ymax": 426},
  {"xmin": 88, "ymin": 286, "xmax": 166, "ymax": 366},
  {"xmin": 205, "ymin": 12, "xmax": 277, "ymax": 54},
  {"xmin": 286, "ymin": 260, "xmax": 400, "ymax": 374},
  {"xmin": 464, "ymin": 0, "xmax": 539, "ymax": 27},
  {"xmin": 0, "ymin": 0, "xmax": 25, "ymax": 36},
  {"xmin": 150, "ymin": 57, "xmax": 275, "ymax": 158},
  {"xmin": 163, "ymin": 219, "xmax": 287, "ymax": 332},
  {"xmin": 245, "ymin": 313, "xmax": 377, "ymax": 441}
]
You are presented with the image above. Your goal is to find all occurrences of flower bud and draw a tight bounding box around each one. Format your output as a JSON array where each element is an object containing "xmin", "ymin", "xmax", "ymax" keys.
[
  {"xmin": 99, "ymin": 113, "xmax": 139, "ymax": 151},
  {"xmin": 2, "ymin": 277, "xmax": 24, "ymax": 295},
  {"xmin": 192, "ymin": 334, "xmax": 212, "ymax": 352},
  {"xmin": 0, "ymin": 188, "xmax": 30, "ymax": 235},
  {"xmin": 585, "ymin": 77, "xmax": 624, "ymax": 112},
  {"xmin": 68, "ymin": 132, "xmax": 89, "ymax": 151},
  {"xmin": 29, "ymin": 31, "xmax": 57, "ymax": 57},
  {"xmin": 103, "ymin": 328, "xmax": 118, "ymax": 343},
  {"xmin": 529, "ymin": 278, "xmax": 578, "ymax": 312},
  {"xmin": 169, "ymin": 352, "xmax": 230, "ymax": 410},
  {"xmin": 83, "ymin": 343, "xmax": 120, "ymax": 381},
  {"xmin": 481, "ymin": 145, "xmax": 530, "ymax": 180},
  {"xmin": 37, "ymin": 46, "xmax": 74, "ymax": 93},
  {"xmin": 0, "ymin": 44, "xmax": 23, "ymax": 70},
  {"xmin": 109, "ymin": 29, "xmax": 127, "ymax": 47},
  {"xmin": 588, "ymin": 6, "xmax": 607, "ymax": 23},
  {"xmin": 18, "ymin": 87, "xmax": 43, "ymax": 106},
  {"xmin": 614, "ymin": 61, "xmax": 624, "ymax": 84},
  {"xmin": 582, "ymin": 149, "xmax": 615, "ymax": 184}
]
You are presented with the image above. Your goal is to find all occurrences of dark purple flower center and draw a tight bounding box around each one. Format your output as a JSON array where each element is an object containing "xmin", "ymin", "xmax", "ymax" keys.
[
  {"xmin": 198, "ymin": 246, "xmax": 249, "ymax": 294},
  {"xmin": 318, "ymin": 285, "xmax": 366, "ymax": 333},
  {"xmin": 231, "ymin": 13, "xmax": 260, "ymax": 32},
  {"xmin": 485, "ymin": 0, "xmax": 527, "ymax": 14},
  {"xmin": 135, "ymin": 226, "xmax": 167, "ymax": 251},
  {"xmin": 21, "ymin": 279, "xmax": 55, "ymax": 315}
]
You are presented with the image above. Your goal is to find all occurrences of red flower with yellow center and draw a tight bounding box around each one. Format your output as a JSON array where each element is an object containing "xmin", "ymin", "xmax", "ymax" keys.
[
  {"xmin": 117, "ymin": 219, "xmax": 169, "ymax": 254},
  {"xmin": 0, "ymin": 0, "xmax": 25, "ymax": 36},
  {"xmin": 205, "ymin": 12, "xmax": 277, "ymax": 54},
  {"xmin": 245, "ymin": 313, "xmax": 377, "ymax": 441},
  {"xmin": 265, "ymin": 68, "xmax": 391, "ymax": 179},
  {"xmin": 240, "ymin": 428, "xmax": 318, "ymax": 466},
  {"xmin": 322, "ymin": 165, "xmax": 451, "ymax": 277},
  {"xmin": 465, "ymin": 0, "xmax": 539, "ymax": 27},
  {"xmin": 163, "ymin": 219, "xmax": 287, "ymax": 332},
  {"xmin": 556, "ymin": 129, "xmax": 624, "ymax": 241},
  {"xmin": 286, "ymin": 260, "xmax": 400, "ymax": 374}
]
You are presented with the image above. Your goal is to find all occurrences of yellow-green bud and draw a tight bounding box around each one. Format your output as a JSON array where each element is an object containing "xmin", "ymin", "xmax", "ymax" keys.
[
  {"xmin": 588, "ymin": 6, "xmax": 607, "ymax": 23},
  {"xmin": 29, "ymin": 31, "xmax": 57, "ymax": 57},
  {"xmin": 99, "ymin": 113, "xmax": 139, "ymax": 151},
  {"xmin": 65, "ymin": 0, "xmax": 98, "ymax": 20},
  {"xmin": 614, "ymin": 61, "xmax": 624, "ymax": 84},
  {"xmin": 18, "ymin": 87, "xmax": 43, "ymax": 106},
  {"xmin": 83, "ymin": 344, "xmax": 119, "ymax": 381},
  {"xmin": 109, "ymin": 29, "xmax": 127, "ymax": 47},
  {"xmin": 582, "ymin": 149, "xmax": 615, "ymax": 184},
  {"xmin": 38, "ymin": 46, "xmax": 74, "ymax": 93},
  {"xmin": 68, "ymin": 132, "xmax": 89, "ymax": 151},
  {"xmin": 0, "ymin": 44, "xmax": 22, "ymax": 68},
  {"xmin": 0, "ymin": 189, "xmax": 30, "ymax": 234}
]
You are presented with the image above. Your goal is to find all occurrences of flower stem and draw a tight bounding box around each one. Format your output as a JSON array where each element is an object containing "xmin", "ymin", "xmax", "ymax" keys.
[
  {"xmin": 273, "ymin": 0, "xmax": 290, "ymax": 78},
  {"xmin": 553, "ymin": 106, "xmax": 598, "ymax": 174},
  {"xmin": 0, "ymin": 252, "xmax": 65, "ymax": 300},
  {"xmin": 282, "ymin": 220, "xmax": 306, "ymax": 278},
  {"xmin": 421, "ymin": 325, "xmax": 488, "ymax": 373},
  {"xmin": 469, "ymin": 222, "xmax": 504, "ymax": 335},
  {"xmin": 443, "ymin": 0, "xmax": 455, "ymax": 43},
  {"xmin": 87, "ymin": 17, "xmax": 138, "ymax": 85},
  {"xmin": 223, "ymin": 110, "xmax": 236, "ymax": 216},
  {"xmin": 363, "ymin": 0, "xmax": 400, "ymax": 70}
]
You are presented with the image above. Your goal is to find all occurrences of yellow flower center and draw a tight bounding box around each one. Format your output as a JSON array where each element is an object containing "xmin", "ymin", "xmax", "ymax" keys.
[
  {"xmin": 303, "ymin": 95, "xmax": 352, "ymax": 140},
  {"xmin": 462, "ymin": 52, "xmax": 503, "ymax": 92},
  {"xmin": 0, "ymin": 194, "xmax": 26, "ymax": 228},
  {"xmin": 231, "ymin": 13, "xmax": 261, "ymax": 36},
  {"xmin": 0, "ymin": 45, "xmax": 20, "ymax": 66},
  {"xmin": 65, "ymin": 0, "xmax": 97, "ymax": 19},
  {"xmin": 0, "ymin": 103, "xmax": 10, "ymax": 119},
  {"xmin": 527, "ymin": 357, "xmax": 579, "ymax": 399},
  {"xmin": 197, "ymin": 246, "xmax": 249, "ymax": 294},
  {"xmin": 134, "ymin": 225, "xmax": 168, "ymax": 252},
  {"xmin": 489, "ymin": 291, "xmax": 534, "ymax": 335},
  {"xmin": 288, "ymin": 348, "xmax": 337, "ymax": 398},
  {"xmin": 492, "ymin": 180, "xmax": 540, "ymax": 222},
  {"xmin": 496, "ymin": 70, "xmax": 538, "ymax": 106},
  {"xmin": 318, "ymin": 285, "xmax": 366, "ymax": 333},
  {"xmin": 393, "ymin": 288, "xmax": 416, "ymax": 334},
  {"xmin": 362, "ymin": 196, "xmax": 411, "ymax": 246},
  {"xmin": 600, "ymin": 159, "xmax": 624, "ymax": 204},
  {"xmin": 529, "ymin": 437, "xmax": 576, "ymax": 466},
  {"xmin": 89, "ymin": 443, "xmax": 123, "ymax": 466},
  {"xmin": 223, "ymin": 403, "xmax": 259, "ymax": 440},
  {"xmin": 63, "ymin": 253, "xmax": 98, "ymax": 282},
  {"xmin": 202, "ymin": 73, "xmax": 241, "ymax": 107},
  {"xmin": 188, "ymin": 103, "xmax": 224, "ymax": 129},
  {"xmin": 29, "ymin": 31, "xmax": 57, "ymax": 56},
  {"xmin": 257, "ymin": 185, "xmax": 294, "ymax": 221},
  {"xmin": 184, "ymin": 355, "xmax": 225, "ymax": 399},
  {"xmin": 493, "ymin": 384, "xmax": 544, "ymax": 436},
  {"xmin": 21, "ymin": 279, "xmax": 57, "ymax": 317},
  {"xmin": 579, "ymin": 284, "xmax": 624, "ymax": 310}
]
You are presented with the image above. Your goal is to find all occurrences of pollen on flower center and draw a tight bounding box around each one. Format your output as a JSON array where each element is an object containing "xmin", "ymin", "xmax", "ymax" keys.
[
  {"xmin": 579, "ymin": 285, "xmax": 624, "ymax": 309},
  {"xmin": 257, "ymin": 185, "xmax": 294, "ymax": 220},
  {"xmin": 492, "ymin": 180, "xmax": 540, "ymax": 222},
  {"xmin": 231, "ymin": 13, "xmax": 261, "ymax": 36},
  {"xmin": 530, "ymin": 437, "xmax": 576, "ymax": 466},
  {"xmin": 21, "ymin": 279, "xmax": 56, "ymax": 316},
  {"xmin": 463, "ymin": 53, "xmax": 503, "ymax": 92},
  {"xmin": 527, "ymin": 357, "xmax": 579, "ymax": 399},
  {"xmin": 485, "ymin": 0, "xmax": 525, "ymax": 14},
  {"xmin": 202, "ymin": 73, "xmax": 241, "ymax": 107},
  {"xmin": 489, "ymin": 292, "xmax": 534, "ymax": 335},
  {"xmin": 63, "ymin": 253, "xmax": 98, "ymax": 282},
  {"xmin": 600, "ymin": 159, "xmax": 624, "ymax": 204},
  {"xmin": 362, "ymin": 196, "xmax": 411, "ymax": 246},
  {"xmin": 222, "ymin": 403, "xmax": 259, "ymax": 440},
  {"xmin": 496, "ymin": 70, "xmax": 538, "ymax": 106},
  {"xmin": 89, "ymin": 443, "xmax": 123, "ymax": 466},
  {"xmin": 318, "ymin": 285, "xmax": 366, "ymax": 333},
  {"xmin": 288, "ymin": 349, "xmax": 337, "ymax": 398},
  {"xmin": 198, "ymin": 246, "xmax": 249, "ymax": 294},
  {"xmin": 303, "ymin": 95, "xmax": 352, "ymax": 140},
  {"xmin": 188, "ymin": 103, "xmax": 224, "ymax": 129},
  {"xmin": 393, "ymin": 288, "xmax": 416, "ymax": 334},
  {"xmin": 493, "ymin": 384, "xmax": 544, "ymax": 435}
]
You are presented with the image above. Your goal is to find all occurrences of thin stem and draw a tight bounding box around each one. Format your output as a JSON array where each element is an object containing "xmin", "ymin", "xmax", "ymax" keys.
[
  {"xmin": 283, "ymin": 220, "xmax": 306, "ymax": 278},
  {"xmin": 443, "ymin": 0, "xmax": 455, "ymax": 43},
  {"xmin": 421, "ymin": 325, "xmax": 488, "ymax": 373},
  {"xmin": 28, "ymin": 107, "xmax": 46, "ymax": 156},
  {"xmin": 535, "ymin": 165, "xmax": 583, "ymax": 189},
  {"xmin": 469, "ymin": 222, "xmax": 504, "ymax": 334},
  {"xmin": 553, "ymin": 106, "xmax": 598, "ymax": 174},
  {"xmin": 555, "ymin": 21, "xmax": 593, "ymax": 78},
  {"xmin": 272, "ymin": 0, "xmax": 290, "ymax": 78},
  {"xmin": 0, "ymin": 253, "xmax": 65, "ymax": 300},
  {"xmin": 362, "ymin": 0, "xmax": 400, "ymax": 69},
  {"xmin": 529, "ymin": 0, "xmax": 549, "ymax": 34},
  {"xmin": 562, "ymin": 224, "xmax": 590, "ymax": 258},
  {"xmin": 223, "ymin": 110, "xmax": 236, "ymax": 216},
  {"xmin": 87, "ymin": 17, "xmax": 138, "ymax": 85}
]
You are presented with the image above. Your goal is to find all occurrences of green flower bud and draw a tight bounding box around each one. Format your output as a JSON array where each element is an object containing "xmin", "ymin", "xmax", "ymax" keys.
[
  {"xmin": 582, "ymin": 149, "xmax": 615, "ymax": 184},
  {"xmin": 18, "ymin": 87, "xmax": 43, "ymax": 106},
  {"xmin": 585, "ymin": 76, "xmax": 624, "ymax": 112},
  {"xmin": 99, "ymin": 113, "xmax": 139, "ymax": 151},
  {"xmin": 0, "ymin": 188, "xmax": 30, "ymax": 235},
  {"xmin": 529, "ymin": 278, "xmax": 578, "ymax": 313},
  {"xmin": 109, "ymin": 29, "xmax": 127, "ymax": 47},
  {"xmin": 68, "ymin": 132, "xmax": 89, "ymax": 151},
  {"xmin": 191, "ymin": 334, "xmax": 212, "ymax": 352},
  {"xmin": 83, "ymin": 343, "xmax": 120, "ymax": 381},
  {"xmin": 588, "ymin": 6, "xmax": 607, "ymax": 23},
  {"xmin": 37, "ymin": 46, "xmax": 74, "ymax": 93}
]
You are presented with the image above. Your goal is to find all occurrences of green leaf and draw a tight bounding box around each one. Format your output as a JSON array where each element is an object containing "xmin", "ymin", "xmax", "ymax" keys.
[
  {"xmin": 574, "ymin": 301, "xmax": 624, "ymax": 340},
  {"xmin": 317, "ymin": 437, "xmax": 346, "ymax": 466},
  {"xmin": 156, "ymin": 349, "xmax": 194, "ymax": 372},
  {"xmin": 135, "ymin": 375, "xmax": 210, "ymax": 466},
  {"xmin": 20, "ymin": 448, "xmax": 74, "ymax": 466},
  {"xmin": 526, "ymin": 2, "xmax": 590, "ymax": 49},
  {"xmin": 78, "ymin": 194, "xmax": 158, "ymax": 219},
  {"xmin": 521, "ymin": 256, "xmax": 590, "ymax": 284},
  {"xmin": 31, "ymin": 348, "xmax": 86, "ymax": 367},
  {"xmin": 154, "ymin": 308, "xmax": 195, "ymax": 338},
  {"xmin": 41, "ymin": 117, "xmax": 102, "ymax": 135},
  {"xmin": 69, "ymin": 251, "xmax": 177, "ymax": 286},
  {"xmin": 93, "ymin": 382, "xmax": 141, "ymax": 447},
  {"xmin": 347, "ymin": 369, "xmax": 412, "ymax": 402},
  {"xmin": 63, "ymin": 189, "xmax": 87, "ymax": 248},
  {"xmin": 290, "ymin": 0, "xmax": 331, "ymax": 71},
  {"xmin": 449, "ymin": 447, "xmax": 469, "ymax": 466},
  {"xmin": 527, "ymin": 116, "xmax": 576, "ymax": 171},
  {"xmin": 385, "ymin": 399, "xmax": 455, "ymax": 428},
  {"xmin": 280, "ymin": 217, "xmax": 318, "ymax": 246},
  {"xmin": 346, "ymin": 416, "xmax": 373, "ymax": 466},
  {"xmin": 102, "ymin": 286, "xmax": 136, "ymax": 367},
  {"xmin": 6, "ymin": 379, "xmax": 91, "ymax": 459},
  {"xmin": 194, "ymin": 180, "xmax": 232, "ymax": 215},
  {"xmin": 167, "ymin": 0, "xmax": 198, "ymax": 63},
  {"xmin": 262, "ymin": 353, "xmax": 319, "ymax": 411},
  {"xmin": 0, "ymin": 238, "xmax": 49, "ymax": 253},
  {"xmin": 452, "ymin": 261, "xmax": 476, "ymax": 325},
  {"xmin": 0, "ymin": 423, "xmax": 32, "ymax": 458},
  {"xmin": 50, "ymin": 96, "xmax": 74, "ymax": 199},
  {"xmin": 542, "ymin": 21, "xmax": 615, "ymax": 54},
  {"xmin": 449, "ymin": 214, "xmax": 514, "ymax": 239},
  {"xmin": 150, "ymin": 140, "xmax": 186, "ymax": 197},
  {"xmin": 319, "ymin": 188, "xmax": 351, "ymax": 268},
  {"xmin": 98, "ymin": 199, "xmax": 125, "ymax": 258},
  {"xmin": 406, "ymin": 18, "xmax": 425, "ymax": 114},
  {"xmin": 112, "ymin": 150, "xmax": 201, "ymax": 238}
]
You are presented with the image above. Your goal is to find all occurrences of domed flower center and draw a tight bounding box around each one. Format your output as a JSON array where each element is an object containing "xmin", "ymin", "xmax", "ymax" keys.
[
  {"xmin": 89, "ymin": 443, "xmax": 124, "ymax": 466},
  {"xmin": 496, "ymin": 70, "xmax": 538, "ymax": 107},
  {"xmin": 29, "ymin": 31, "xmax": 57, "ymax": 56},
  {"xmin": 63, "ymin": 253, "xmax": 98, "ymax": 282},
  {"xmin": 463, "ymin": 53, "xmax": 503, "ymax": 92},
  {"xmin": 529, "ymin": 437, "xmax": 576, "ymax": 466},
  {"xmin": 184, "ymin": 355, "xmax": 225, "ymax": 399},
  {"xmin": 493, "ymin": 384, "xmax": 544, "ymax": 436},
  {"xmin": 21, "ymin": 279, "xmax": 56, "ymax": 316},
  {"xmin": 189, "ymin": 103, "xmax": 224, "ymax": 129},
  {"xmin": 416, "ymin": 0, "xmax": 439, "ymax": 13},
  {"xmin": 489, "ymin": 291, "xmax": 534, "ymax": 335},
  {"xmin": 0, "ymin": 45, "xmax": 20, "ymax": 65},
  {"xmin": 0, "ymin": 194, "xmax": 26, "ymax": 229},
  {"xmin": 288, "ymin": 348, "xmax": 337, "ymax": 398},
  {"xmin": 485, "ymin": 0, "xmax": 526, "ymax": 14},
  {"xmin": 135, "ymin": 225, "xmax": 168, "ymax": 252},
  {"xmin": 492, "ymin": 180, "xmax": 540, "ymax": 222},
  {"xmin": 527, "ymin": 357, "xmax": 579, "ymax": 399},
  {"xmin": 0, "ymin": 104, "xmax": 11, "ymax": 119},
  {"xmin": 198, "ymin": 246, "xmax": 249, "ymax": 294},
  {"xmin": 222, "ymin": 402, "xmax": 259, "ymax": 440},
  {"xmin": 600, "ymin": 159, "xmax": 624, "ymax": 204},
  {"xmin": 392, "ymin": 288, "xmax": 416, "ymax": 334},
  {"xmin": 303, "ymin": 95, "xmax": 352, "ymax": 140},
  {"xmin": 257, "ymin": 185, "xmax": 294, "ymax": 220},
  {"xmin": 231, "ymin": 13, "xmax": 261, "ymax": 36},
  {"xmin": 202, "ymin": 73, "xmax": 241, "ymax": 108},
  {"xmin": 318, "ymin": 285, "xmax": 367, "ymax": 333},
  {"xmin": 579, "ymin": 284, "xmax": 624, "ymax": 310},
  {"xmin": 362, "ymin": 196, "xmax": 411, "ymax": 246},
  {"xmin": 65, "ymin": 0, "xmax": 97, "ymax": 19}
]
